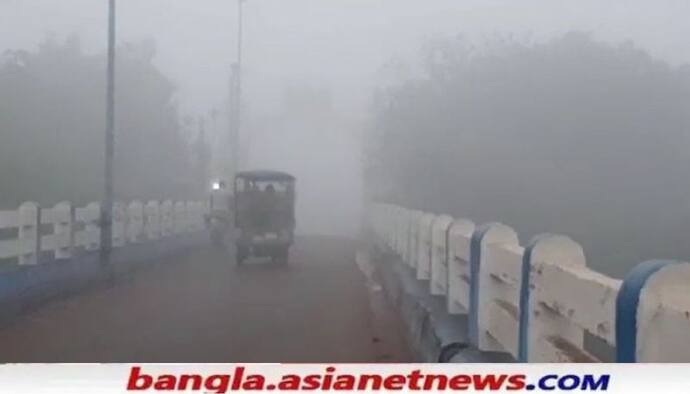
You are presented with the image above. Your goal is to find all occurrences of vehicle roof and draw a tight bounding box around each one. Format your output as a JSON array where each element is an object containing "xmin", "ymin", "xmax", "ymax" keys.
[{"xmin": 235, "ymin": 170, "xmax": 296, "ymax": 181}]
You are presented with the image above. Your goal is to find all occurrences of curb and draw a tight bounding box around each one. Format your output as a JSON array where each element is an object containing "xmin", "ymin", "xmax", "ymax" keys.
[{"xmin": 370, "ymin": 246, "xmax": 513, "ymax": 362}]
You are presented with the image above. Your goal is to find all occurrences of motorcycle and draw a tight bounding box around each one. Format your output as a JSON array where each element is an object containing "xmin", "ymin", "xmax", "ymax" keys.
[
  {"xmin": 207, "ymin": 213, "xmax": 230, "ymax": 247},
  {"xmin": 206, "ymin": 180, "xmax": 232, "ymax": 248}
]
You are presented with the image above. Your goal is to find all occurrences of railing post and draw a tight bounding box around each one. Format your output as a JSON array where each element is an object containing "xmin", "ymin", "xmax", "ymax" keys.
[
  {"xmin": 126, "ymin": 201, "xmax": 144, "ymax": 243},
  {"xmin": 385, "ymin": 205, "xmax": 394, "ymax": 250},
  {"xmin": 615, "ymin": 260, "xmax": 689, "ymax": 362},
  {"xmin": 18, "ymin": 202, "xmax": 40, "ymax": 265},
  {"xmin": 519, "ymin": 234, "xmax": 585, "ymax": 362},
  {"xmin": 371, "ymin": 203, "xmax": 385, "ymax": 250},
  {"xmin": 416, "ymin": 214, "xmax": 436, "ymax": 280},
  {"xmin": 181, "ymin": 201, "xmax": 190, "ymax": 232},
  {"xmin": 430, "ymin": 215, "xmax": 454, "ymax": 296},
  {"xmin": 405, "ymin": 210, "xmax": 418, "ymax": 269},
  {"xmin": 112, "ymin": 202, "xmax": 127, "ymax": 247},
  {"xmin": 145, "ymin": 201, "xmax": 161, "ymax": 240},
  {"xmin": 446, "ymin": 219, "xmax": 475, "ymax": 315},
  {"xmin": 160, "ymin": 200, "xmax": 173, "ymax": 237},
  {"xmin": 405, "ymin": 210, "xmax": 415, "ymax": 268},
  {"xmin": 396, "ymin": 206, "xmax": 408, "ymax": 257},
  {"xmin": 388, "ymin": 205, "xmax": 396, "ymax": 251},
  {"xmin": 468, "ymin": 222, "xmax": 518, "ymax": 351},
  {"xmin": 397, "ymin": 207, "xmax": 407, "ymax": 261},
  {"xmin": 174, "ymin": 201, "xmax": 186, "ymax": 234},
  {"xmin": 53, "ymin": 201, "xmax": 75, "ymax": 259},
  {"xmin": 82, "ymin": 202, "xmax": 101, "ymax": 251},
  {"xmin": 186, "ymin": 201, "xmax": 196, "ymax": 232}
]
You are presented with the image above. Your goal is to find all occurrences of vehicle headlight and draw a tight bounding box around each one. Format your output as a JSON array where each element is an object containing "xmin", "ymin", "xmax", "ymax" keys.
[{"xmin": 211, "ymin": 181, "xmax": 222, "ymax": 191}]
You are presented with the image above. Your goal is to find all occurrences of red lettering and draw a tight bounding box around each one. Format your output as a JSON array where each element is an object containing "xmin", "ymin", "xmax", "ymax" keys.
[
  {"xmin": 153, "ymin": 375, "xmax": 176, "ymax": 391},
  {"xmin": 231, "ymin": 367, "xmax": 245, "ymax": 390},
  {"xmin": 423, "ymin": 375, "xmax": 448, "ymax": 390},
  {"xmin": 242, "ymin": 375, "xmax": 265, "ymax": 390},
  {"xmin": 278, "ymin": 375, "xmax": 301, "ymax": 390},
  {"xmin": 178, "ymin": 375, "xmax": 203, "ymax": 390},
  {"xmin": 206, "ymin": 375, "xmax": 231, "ymax": 394},
  {"xmin": 332, "ymin": 375, "xmax": 356, "ymax": 390},
  {"xmin": 357, "ymin": 375, "xmax": 383, "ymax": 390},
  {"xmin": 127, "ymin": 367, "xmax": 152, "ymax": 390},
  {"xmin": 407, "ymin": 370, "xmax": 423, "ymax": 390},
  {"xmin": 301, "ymin": 375, "xmax": 321, "ymax": 390},
  {"xmin": 383, "ymin": 375, "xmax": 406, "ymax": 390},
  {"xmin": 507, "ymin": 374, "xmax": 527, "ymax": 390},
  {"xmin": 449, "ymin": 374, "xmax": 472, "ymax": 390},
  {"xmin": 473, "ymin": 374, "xmax": 507, "ymax": 390}
]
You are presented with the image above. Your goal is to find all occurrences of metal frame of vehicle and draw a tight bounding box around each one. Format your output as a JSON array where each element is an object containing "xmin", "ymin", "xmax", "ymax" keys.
[{"xmin": 233, "ymin": 170, "xmax": 296, "ymax": 264}]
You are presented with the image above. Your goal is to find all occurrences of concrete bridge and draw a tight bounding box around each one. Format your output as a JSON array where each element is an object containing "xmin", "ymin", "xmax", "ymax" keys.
[
  {"xmin": 0, "ymin": 199, "xmax": 689, "ymax": 362},
  {"xmin": 0, "ymin": 200, "xmax": 408, "ymax": 362},
  {"xmin": 370, "ymin": 203, "xmax": 690, "ymax": 362}
]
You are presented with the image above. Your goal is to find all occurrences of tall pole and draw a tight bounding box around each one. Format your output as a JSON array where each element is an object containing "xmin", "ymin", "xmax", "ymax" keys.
[
  {"xmin": 230, "ymin": 0, "xmax": 244, "ymax": 176},
  {"xmin": 101, "ymin": 0, "xmax": 116, "ymax": 264},
  {"xmin": 237, "ymin": 0, "xmax": 244, "ymax": 71}
]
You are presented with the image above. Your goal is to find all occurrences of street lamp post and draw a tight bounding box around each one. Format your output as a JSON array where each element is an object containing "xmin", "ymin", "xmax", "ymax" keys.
[
  {"xmin": 230, "ymin": 0, "xmax": 245, "ymax": 177},
  {"xmin": 101, "ymin": 0, "xmax": 116, "ymax": 264},
  {"xmin": 237, "ymin": 0, "xmax": 244, "ymax": 71}
]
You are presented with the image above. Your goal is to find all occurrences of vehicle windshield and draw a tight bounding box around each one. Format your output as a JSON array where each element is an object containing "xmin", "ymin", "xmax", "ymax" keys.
[
  {"xmin": 234, "ymin": 178, "xmax": 295, "ymax": 232},
  {"xmin": 235, "ymin": 179, "xmax": 291, "ymax": 194}
]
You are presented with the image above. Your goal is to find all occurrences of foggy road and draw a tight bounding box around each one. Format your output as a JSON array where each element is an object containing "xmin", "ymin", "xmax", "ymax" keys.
[{"xmin": 0, "ymin": 236, "xmax": 411, "ymax": 363}]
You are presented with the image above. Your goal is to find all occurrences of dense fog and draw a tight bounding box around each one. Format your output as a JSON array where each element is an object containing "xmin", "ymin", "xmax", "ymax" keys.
[
  {"xmin": 366, "ymin": 33, "xmax": 690, "ymax": 277},
  {"xmin": 2, "ymin": 1, "xmax": 690, "ymax": 274}
]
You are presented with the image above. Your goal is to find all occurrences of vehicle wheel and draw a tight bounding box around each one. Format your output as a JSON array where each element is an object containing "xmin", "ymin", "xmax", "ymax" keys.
[{"xmin": 272, "ymin": 247, "xmax": 289, "ymax": 265}]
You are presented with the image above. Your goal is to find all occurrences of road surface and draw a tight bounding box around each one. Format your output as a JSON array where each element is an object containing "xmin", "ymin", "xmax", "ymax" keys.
[{"xmin": 0, "ymin": 236, "xmax": 411, "ymax": 362}]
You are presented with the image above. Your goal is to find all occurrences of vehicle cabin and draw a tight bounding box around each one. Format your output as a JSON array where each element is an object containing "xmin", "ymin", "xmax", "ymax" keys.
[{"xmin": 233, "ymin": 170, "xmax": 296, "ymax": 235}]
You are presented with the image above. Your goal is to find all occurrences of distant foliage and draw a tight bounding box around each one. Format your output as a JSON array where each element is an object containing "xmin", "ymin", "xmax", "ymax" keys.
[
  {"xmin": 366, "ymin": 32, "xmax": 690, "ymax": 277},
  {"xmin": 0, "ymin": 37, "xmax": 207, "ymax": 208}
]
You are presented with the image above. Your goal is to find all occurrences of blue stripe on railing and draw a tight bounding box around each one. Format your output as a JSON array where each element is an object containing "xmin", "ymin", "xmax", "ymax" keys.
[
  {"xmin": 518, "ymin": 234, "xmax": 554, "ymax": 362},
  {"xmin": 468, "ymin": 224, "xmax": 493, "ymax": 347},
  {"xmin": 615, "ymin": 259, "xmax": 679, "ymax": 362}
]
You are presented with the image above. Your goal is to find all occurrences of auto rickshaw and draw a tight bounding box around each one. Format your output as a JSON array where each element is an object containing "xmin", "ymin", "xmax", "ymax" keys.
[{"xmin": 233, "ymin": 170, "xmax": 296, "ymax": 264}]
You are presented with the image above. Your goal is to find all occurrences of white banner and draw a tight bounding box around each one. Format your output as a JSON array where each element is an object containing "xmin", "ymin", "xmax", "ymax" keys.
[{"xmin": 0, "ymin": 364, "xmax": 688, "ymax": 394}]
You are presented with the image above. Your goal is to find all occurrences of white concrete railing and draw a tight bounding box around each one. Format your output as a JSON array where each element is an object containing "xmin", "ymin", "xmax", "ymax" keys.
[
  {"xmin": 370, "ymin": 203, "xmax": 690, "ymax": 363},
  {"xmin": 0, "ymin": 200, "xmax": 208, "ymax": 266}
]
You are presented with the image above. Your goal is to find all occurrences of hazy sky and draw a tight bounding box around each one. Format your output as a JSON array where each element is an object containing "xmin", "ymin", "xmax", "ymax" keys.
[
  {"xmin": 2, "ymin": 0, "xmax": 690, "ymax": 116},
  {"xmin": 3, "ymin": 1, "xmax": 690, "ymax": 236}
]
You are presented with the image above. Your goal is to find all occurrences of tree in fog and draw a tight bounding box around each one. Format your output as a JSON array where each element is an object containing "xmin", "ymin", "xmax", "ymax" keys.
[
  {"xmin": 366, "ymin": 32, "xmax": 690, "ymax": 276},
  {"xmin": 0, "ymin": 37, "xmax": 204, "ymax": 207}
]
